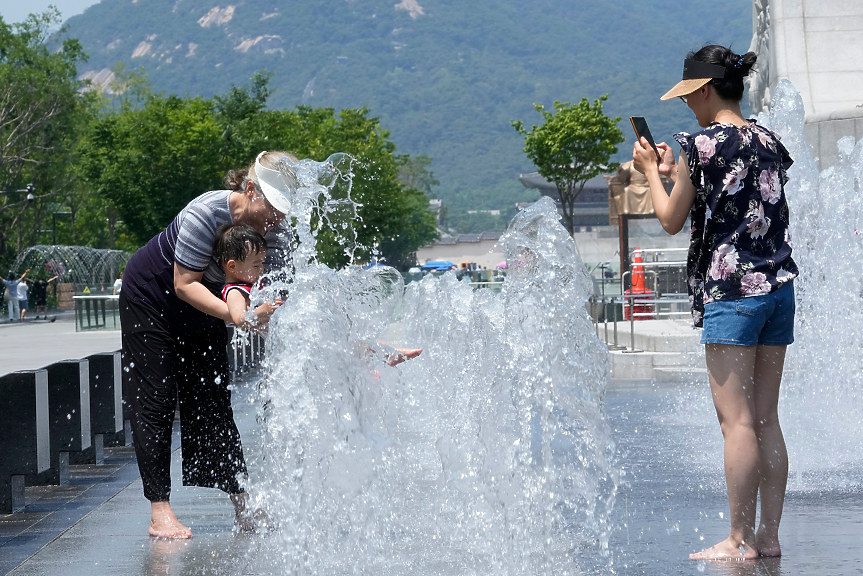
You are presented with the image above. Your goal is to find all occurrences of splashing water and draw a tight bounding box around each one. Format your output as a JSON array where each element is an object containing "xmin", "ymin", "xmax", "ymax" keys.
[
  {"xmin": 246, "ymin": 152, "xmax": 619, "ymax": 575},
  {"xmin": 760, "ymin": 80, "xmax": 863, "ymax": 490}
]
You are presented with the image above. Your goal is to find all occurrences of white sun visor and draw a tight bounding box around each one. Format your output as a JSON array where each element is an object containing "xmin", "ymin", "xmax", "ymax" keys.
[{"xmin": 254, "ymin": 151, "xmax": 298, "ymax": 216}]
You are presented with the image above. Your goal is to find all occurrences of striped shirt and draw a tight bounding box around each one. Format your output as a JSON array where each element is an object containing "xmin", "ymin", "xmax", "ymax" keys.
[{"xmin": 123, "ymin": 190, "xmax": 292, "ymax": 333}]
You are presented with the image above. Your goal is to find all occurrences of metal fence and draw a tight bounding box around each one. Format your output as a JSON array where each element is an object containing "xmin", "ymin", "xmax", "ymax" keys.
[{"xmin": 589, "ymin": 247, "xmax": 691, "ymax": 352}]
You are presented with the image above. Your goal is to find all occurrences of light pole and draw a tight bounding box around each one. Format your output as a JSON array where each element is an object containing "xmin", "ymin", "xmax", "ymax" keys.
[
  {"xmin": 0, "ymin": 183, "xmax": 35, "ymax": 201},
  {"xmin": 1, "ymin": 184, "xmax": 36, "ymax": 252}
]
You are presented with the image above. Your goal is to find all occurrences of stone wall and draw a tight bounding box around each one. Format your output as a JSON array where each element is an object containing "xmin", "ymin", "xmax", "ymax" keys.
[{"xmin": 751, "ymin": 0, "xmax": 863, "ymax": 169}]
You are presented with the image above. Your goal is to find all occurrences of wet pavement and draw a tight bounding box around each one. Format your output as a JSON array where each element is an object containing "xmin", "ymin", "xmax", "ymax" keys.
[
  {"xmin": 2, "ymin": 377, "xmax": 861, "ymax": 575},
  {"xmin": 605, "ymin": 379, "xmax": 863, "ymax": 576}
]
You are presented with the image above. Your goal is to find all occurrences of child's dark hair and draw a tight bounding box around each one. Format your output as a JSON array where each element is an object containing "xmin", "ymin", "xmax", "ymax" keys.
[
  {"xmin": 688, "ymin": 44, "xmax": 757, "ymax": 101},
  {"xmin": 213, "ymin": 224, "xmax": 267, "ymax": 267}
]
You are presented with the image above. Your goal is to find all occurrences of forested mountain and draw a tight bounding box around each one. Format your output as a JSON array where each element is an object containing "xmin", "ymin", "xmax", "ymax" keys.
[{"xmin": 62, "ymin": 0, "xmax": 752, "ymax": 227}]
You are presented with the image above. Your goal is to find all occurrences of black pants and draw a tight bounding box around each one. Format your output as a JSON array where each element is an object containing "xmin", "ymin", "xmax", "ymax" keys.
[{"xmin": 119, "ymin": 292, "xmax": 246, "ymax": 502}]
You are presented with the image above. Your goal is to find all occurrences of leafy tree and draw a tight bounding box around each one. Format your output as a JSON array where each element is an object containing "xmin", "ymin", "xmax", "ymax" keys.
[
  {"xmin": 259, "ymin": 105, "xmax": 439, "ymax": 269},
  {"xmin": 79, "ymin": 72, "xmax": 438, "ymax": 269},
  {"xmin": 0, "ymin": 9, "xmax": 90, "ymax": 264},
  {"xmin": 512, "ymin": 96, "xmax": 624, "ymax": 235},
  {"xmin": 79, "ymin": 94, "xmax": 224, "ymax": 244}
]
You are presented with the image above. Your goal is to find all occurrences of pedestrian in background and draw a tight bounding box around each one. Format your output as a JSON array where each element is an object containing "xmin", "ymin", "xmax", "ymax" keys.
[
  {"xmin": 32, "ymin": 275, "xmax": 59, "ymax": 320},
  {"xmin": 3, "ymin": 269, "xmax": 30, "ymax": 322},
  {"xmin": 17, "ymin": 279, "xmax": 29, "ymax": 321}
]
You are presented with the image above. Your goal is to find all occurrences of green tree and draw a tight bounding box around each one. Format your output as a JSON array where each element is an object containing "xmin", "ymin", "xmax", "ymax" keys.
[
  {"xmin": 79, "ymin": 94, "xmax": 224, "ymax": 244},
  {"xmin": 79, "ymin": 72, "xmax": 438, "ymax": 269},
  {"xmin": 513, "ymin": 96, "xmax": 624, "ymax": 236},
  {"xmin": 261, "ymin": 105, "xmax": 438, "ymax": 269},
  {"xmin": 0, "ymin": 9, "xmax": 91, "ymax": 264}
]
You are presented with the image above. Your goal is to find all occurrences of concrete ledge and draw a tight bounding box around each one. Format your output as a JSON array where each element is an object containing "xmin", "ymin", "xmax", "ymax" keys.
[
  {"xmin": 0, "ymin": 370, "xmax": 50, "ymax": 513},
  {"xmin": 45, "ymin": 360, "xmax": 92, "ymax": 467}
]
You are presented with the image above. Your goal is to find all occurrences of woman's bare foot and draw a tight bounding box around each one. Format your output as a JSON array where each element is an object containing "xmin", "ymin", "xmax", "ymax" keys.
[
  {"xmin": 231, "ymin": 493, "xmax": 278, "ymax": 534},
  {"xmin": 689, "ymin": 536, "xmax": 757, "ymax": 560},
  {"xmin": 149, "ymin": 502, "xmax": 192, "ymax": 539},
  {"xmin": 755, "ymin": 529, "xmax": 782, "ymax": 557}
]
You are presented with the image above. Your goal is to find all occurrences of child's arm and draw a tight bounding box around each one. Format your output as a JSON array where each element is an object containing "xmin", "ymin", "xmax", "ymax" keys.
[
  {"xmin": 225, "ymin": 289, "xmax": 251, "ymax": 327},
  {"xmin": 226, "ymin": 289, "xmax": 282, "ymax": 331}
]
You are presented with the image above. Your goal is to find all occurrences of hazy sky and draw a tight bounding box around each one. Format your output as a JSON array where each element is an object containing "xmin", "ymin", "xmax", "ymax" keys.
[{"xmin": 1, "ymin": 0, "xmax": 100, "ymax": 25}]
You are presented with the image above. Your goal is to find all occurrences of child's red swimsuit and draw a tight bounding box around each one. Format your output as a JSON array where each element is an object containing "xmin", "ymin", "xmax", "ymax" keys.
[{"xmin": 221, "ymin": 283, "xmax": 253, "ymax": 302}]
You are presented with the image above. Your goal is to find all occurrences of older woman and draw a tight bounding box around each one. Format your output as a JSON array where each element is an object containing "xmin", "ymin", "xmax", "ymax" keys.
[{"xmin": 120, "ymin": 151, "xmax": 295, "ymax": 538}]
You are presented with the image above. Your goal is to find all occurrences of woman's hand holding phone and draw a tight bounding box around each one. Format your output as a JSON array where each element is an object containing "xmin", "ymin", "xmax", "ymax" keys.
[{"xmin": 632, "ymin": 139, "xmax": 677, "ymax": 182}]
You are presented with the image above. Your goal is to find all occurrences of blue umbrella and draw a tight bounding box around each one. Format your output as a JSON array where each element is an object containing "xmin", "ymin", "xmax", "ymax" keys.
[{"xmin": 420, "ymin": 260, "xmax": 457, "ymax": 271}]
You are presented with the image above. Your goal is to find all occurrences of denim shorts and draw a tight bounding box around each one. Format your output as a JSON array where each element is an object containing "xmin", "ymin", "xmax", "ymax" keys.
[{"xmin": 700, "ymin": 282, "xmax": 795, "ymax": 346}]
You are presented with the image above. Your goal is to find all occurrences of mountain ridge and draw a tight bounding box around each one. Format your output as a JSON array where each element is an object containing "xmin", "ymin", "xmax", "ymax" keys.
[{"xmin": 61, "ymin": 0, "xmax": 753, "ymax": 223}]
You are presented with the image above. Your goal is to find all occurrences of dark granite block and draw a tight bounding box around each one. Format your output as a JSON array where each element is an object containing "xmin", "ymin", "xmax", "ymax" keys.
[{"xmin": 0, "ymin": 370, "xmax": 50, "ymax": 513}]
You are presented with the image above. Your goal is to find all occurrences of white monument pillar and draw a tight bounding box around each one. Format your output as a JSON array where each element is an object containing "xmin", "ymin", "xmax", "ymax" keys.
[{"xmin": 750, "ymin": 0, "xmax": 863, "ymax": 167}]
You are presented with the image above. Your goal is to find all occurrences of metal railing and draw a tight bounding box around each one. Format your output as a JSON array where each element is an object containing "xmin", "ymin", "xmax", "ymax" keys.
[{"xmin": 588, "ymin": 247, "xmax": 692, "ymax": 353}]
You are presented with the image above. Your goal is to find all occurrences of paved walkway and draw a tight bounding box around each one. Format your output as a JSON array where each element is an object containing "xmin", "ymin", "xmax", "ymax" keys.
[
  {"xmin": 0, "ymin": 315, "xmax": 120, "ymax": 375},
  {"xmin": 3, "ymin": 378, "xmax": 861, "ymax": 575},
  {"xmin": 1, "ymin": 380, "xmax": 264, "ymax": 576}
]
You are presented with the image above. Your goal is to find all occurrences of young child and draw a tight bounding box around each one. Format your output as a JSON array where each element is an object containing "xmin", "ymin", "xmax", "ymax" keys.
[
  {"xmin": 213, "ymin": 223, "xmax": 421, "ymax": 363},
  {"xmin": 213, "ymin": 223, "xmax": 281, "ymax": 330}
]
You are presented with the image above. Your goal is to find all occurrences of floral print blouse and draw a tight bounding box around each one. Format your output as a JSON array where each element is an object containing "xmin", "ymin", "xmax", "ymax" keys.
[{"xmin": 674, "ymin": 120, "xmax": 798, "ymax": 327}]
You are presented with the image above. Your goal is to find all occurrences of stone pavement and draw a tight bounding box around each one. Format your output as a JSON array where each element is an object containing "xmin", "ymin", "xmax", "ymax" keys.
[
  {"xmin": 3, "ymin": 378, "xmax": 862, "ymax": 575},
  {"xmin": 1, "ymin": 379, "xmax": 265, "ymax": 576},
  {"xmin": 0, "ymin": 314, "xmax": 120, "ymax": 375}
]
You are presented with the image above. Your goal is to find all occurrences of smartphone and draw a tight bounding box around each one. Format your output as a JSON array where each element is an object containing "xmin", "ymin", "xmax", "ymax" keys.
[{"xmin": 630, "ymin": 116, "xmax": 661, "ymax": 162}]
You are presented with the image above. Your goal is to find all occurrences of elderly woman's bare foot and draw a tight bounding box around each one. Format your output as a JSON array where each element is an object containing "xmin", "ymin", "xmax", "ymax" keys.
[
  {"xmin": 149, "ymin": 502, "xmax": 192, "ymax": 539},
  {"xmin": 755, "ymin": 529, "xmax": 781, "ymax": 557},
  {"xmin": 231, "ymin": 492, "xmax": 278, "ymax": 534},
  {"xmin": 689, "ymin": 536, "xmax": 757, "ymax": 560}
]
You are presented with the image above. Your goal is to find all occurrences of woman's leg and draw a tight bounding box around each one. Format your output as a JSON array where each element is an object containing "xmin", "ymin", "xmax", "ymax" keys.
[
  {"xmin": 120, "ymin": 295, "xmax": 191, "ymax": 538},
  {"xmin": 752, "ymin": 345, "xmax": 788, "ymax": 557},
  {"xmin": 175, "ymin": 326, "xmax": 275, "ymax": 532},
  {"xmin": 176, "ymin": 324, "xmax": 247, "ymax": 493},
  {"xmin": 690, "ymin": 343, "xmax": 760, "ymax": 560}
]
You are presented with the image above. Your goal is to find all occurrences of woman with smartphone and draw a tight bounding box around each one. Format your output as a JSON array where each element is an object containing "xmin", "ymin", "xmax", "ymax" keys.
[{"xmin": 632, "ymin": 45, "xmax": 798, "ymax": 560}]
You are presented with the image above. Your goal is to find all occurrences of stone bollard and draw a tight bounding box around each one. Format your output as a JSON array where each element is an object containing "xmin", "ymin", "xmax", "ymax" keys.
[
  {"xmin": 45, "ymin": 360, "xmax": 92, "ymax": 471},
  {"xmin": 0, "ymin": 370, "xmax": 50, "ymax": 513},
  {"xmin": 120, "ymin": 349, "xmax": 133, "ymax": 447},
  {"xmin": 87, "ymin": 351, "xmax": 125, "ymax": 459},
  {"xmin": 240, "ymin": 331, "xmax": 248, "ymax": 369}
]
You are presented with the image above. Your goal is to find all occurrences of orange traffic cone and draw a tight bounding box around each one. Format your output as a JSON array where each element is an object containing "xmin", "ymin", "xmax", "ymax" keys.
[{"xmin": 632, "ymin": 248, "xmax": 646, "ymax": 293}]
